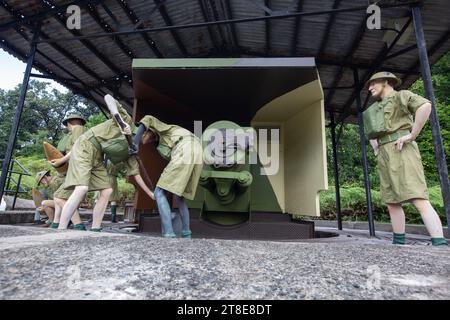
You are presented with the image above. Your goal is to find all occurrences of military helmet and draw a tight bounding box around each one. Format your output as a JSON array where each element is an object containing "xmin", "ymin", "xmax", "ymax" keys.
[
  {"xmin": 365, "ymin": 71, "xmax": 402, "ymax": 89},
  {"xmin": 35, "ymin": 170, "xmax": 51, "ymax": 185},
  {"xmin": 62, "ymin": 113, "xmax": 87, "ymax": 126}
]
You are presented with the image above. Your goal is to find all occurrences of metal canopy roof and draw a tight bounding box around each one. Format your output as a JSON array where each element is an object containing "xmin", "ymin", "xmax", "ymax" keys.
[{"xmin": 0, "ymin": 0, "xmax": 448, "ymax": 124}]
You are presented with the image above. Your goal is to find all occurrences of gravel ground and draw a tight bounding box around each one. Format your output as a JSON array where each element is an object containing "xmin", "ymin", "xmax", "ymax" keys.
[{"xmin": 0, "ymin": 225, "xmax": 449, "ymax": 300}]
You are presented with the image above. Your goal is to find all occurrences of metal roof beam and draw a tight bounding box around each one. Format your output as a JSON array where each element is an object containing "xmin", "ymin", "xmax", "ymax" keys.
[
  {"xmin": 384, "ymin": 44, "xmax": 417, "ymax": 61},
  {"xmin": 325, "ymin": 16, "xmax": 368, "ymax": 104},
  {"xmin": 115, "ymin": 0, "xmax": 164, "ymax": 58},
  {"xmin": 290, "ymin": 0, "xmax": 304, "ymax": 56},
  {"xmin": 265, "ymin": 0, "xmax": 271, "ymax": 54},
  {"xmin": 317, "ymin": 0, "xmax": 342, "ymax": 58},
  {"xmin": 223, "ymin": 0, "xmax": 240, "ymax": 55},
  {"xmin": 36, "ymin": 1, "xmax": 422, "ymax": 43},
  {"xmin": 0, "ymin": 0, "xmax": 106, "ymax": 32},
  {"xmin": 85, "ymin": 3, "xmax": 136, "ymax": 59},
  {"xmin": 398, "ymin": 29, "xmax": 450, "ymax": 92},
  {"xmin": 206, "ymin": 0, "xmax": 227, "ymax": 52},
  {"xmin": 30, "ymin": 73, "xmax": 81, "ymax": 83},
  {"xmin": 153, "ymin": 0, "xmax": 188, "ymax": 56},
  {"xmin": 38, "ymin": 0, "xmax": 127, "ymax": 78},
  {"xmin": 318, "ymin": 59, "xmax": 420, "ymax": 75},
  {"xmin": 197, "ymin": 0, "xmax": 221, "ymax": 53},
  {"xmin": 410, "ymin": 29, "xmax": 449, "ymax": 70}
]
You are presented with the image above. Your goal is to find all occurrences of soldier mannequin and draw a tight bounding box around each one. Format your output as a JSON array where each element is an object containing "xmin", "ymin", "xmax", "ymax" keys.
[
  {"xmin": 35, "ymin": 171, "xmax": 58, "ymax": 225},
  {"xmin": 49, "ymin": 114, "xmax": 87, "ymax": 230},
  {"xmin": 135, "ymin": 115, "xmax": 203, "ymax": 238},
  {"xmin": 365, "ymin": 72, "xmax": 447, "ymax": 246},
  {"xmin": 58, "ymin": 95, "xmax": 154, "ymax": 231}
]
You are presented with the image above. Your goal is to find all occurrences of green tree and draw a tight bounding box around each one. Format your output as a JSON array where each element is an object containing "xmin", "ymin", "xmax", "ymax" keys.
[
  {"xmin": 410, "ymin": 53, "xmax": 450, "ymax": 184},
  {"xmin": 0, "ymin": 80, "xmax": 99, "ymax": 157}
]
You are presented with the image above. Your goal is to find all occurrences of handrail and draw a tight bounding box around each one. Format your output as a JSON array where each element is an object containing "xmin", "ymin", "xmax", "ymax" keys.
[{"xmin": 0, "ymin": 159, "xmax": 32, "ymax": 210}]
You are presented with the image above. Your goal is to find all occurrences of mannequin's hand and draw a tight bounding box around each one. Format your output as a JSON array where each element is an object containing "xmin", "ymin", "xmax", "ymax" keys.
[{"xmin": 395, "ymin": 133, "xmax": 414, "ymax": 151}]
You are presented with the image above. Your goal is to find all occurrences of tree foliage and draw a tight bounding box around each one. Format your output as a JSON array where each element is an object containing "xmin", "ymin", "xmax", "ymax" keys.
[
  {"xmin": 0, "ymin": 80, "xmax": 99, "ymax": 157},
  {"xmin": 327, "ymin": 52, "xmax": 449, "ymax": 188}
]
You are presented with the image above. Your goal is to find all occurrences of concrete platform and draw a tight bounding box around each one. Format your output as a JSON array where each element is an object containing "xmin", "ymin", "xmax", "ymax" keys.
[{"xmin": 0, "ymin": 225, "xmax": 448, "ymax": 300}]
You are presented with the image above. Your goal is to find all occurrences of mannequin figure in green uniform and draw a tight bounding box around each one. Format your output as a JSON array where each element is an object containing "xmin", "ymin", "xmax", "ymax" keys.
[
  {"xmin": 57, "ymin": 95, "xmax": 154, "ymax": 231},
  {"xmin": 134, "ymin": 114, "xmax": 203, "ymax": 238},
  {"xmin": 364, "ymin": 72, "xmax": 447, "ymax": 246},
  {"xmin": 49, "ymin": 114, "xmax": 87, "ymax": 230}
]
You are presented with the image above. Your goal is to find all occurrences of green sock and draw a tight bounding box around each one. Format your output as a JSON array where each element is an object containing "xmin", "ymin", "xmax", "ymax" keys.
[
  {"xmin": 393, "ymin": 233, "xmax": 405, "ymax": 245},
  {"xmin": 181, "ymin": 230, "xmax": 192, "ymax": 239},
  {"xmin": 90, "ymin": 228, "xmax": 102, "ymax": 232},
  {"xmin": 111, "ymin": 205, "xmax": 117, "ymax": 223},
  {"xmin": 73, "ymin": 223, "xmax": 86, "ymax": 231},
  {"xmin": 163, "ymin": 232, "xmax": 176, "ymax": 238},
  {"xmin": 431, "ymin": 238, "xmax": 448, "ymax": 246},
  {"xmin": 50, "ymin": 222, "xmax": 59, "ymax": 229}
]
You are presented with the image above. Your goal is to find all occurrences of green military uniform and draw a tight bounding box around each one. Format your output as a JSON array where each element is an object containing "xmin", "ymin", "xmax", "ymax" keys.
[
  {"xmin": 48, "ymin": 175, "xmax": 65, "ymax": 199},
  {"xmin": 366, "ymin": 90, "xmax": 430, "ymax": 204},
  {"xmin": 107, "ymin": 161, "xmax": 126, "ymax": 202},
  {"xmin": 53, "ymin": 125, "xmax": 86, "ymax": 199},
  {"xmin": 63, "ymin": 104, "xmax": 139, "ymax": 191},
  {"xmin": 139, "ymin": 116, "xmax": 203, "ymax": 200},
  {"xmin": 36, "ymin": 170, "xmax": 64, "ymax": 200},
  {"xmin": 57, "ymin": 133, "xmax": 70, "ymax": 154}
]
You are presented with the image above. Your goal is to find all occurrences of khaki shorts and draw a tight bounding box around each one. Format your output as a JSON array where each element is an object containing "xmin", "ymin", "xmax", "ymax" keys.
[
  {"xmin": 378, "ymin": 140, "xmax": 429, "ymax": 204},
  {"xmin": 63, "ymin": 134, "xmax": 112, "ymax": 191},
  {"xmin": 53, "ymin": 187, "xmax": 74, "ymax": 200},
  {"xmin": 53, "ymin": 177, "xmax": 73, "ymax": 200}
]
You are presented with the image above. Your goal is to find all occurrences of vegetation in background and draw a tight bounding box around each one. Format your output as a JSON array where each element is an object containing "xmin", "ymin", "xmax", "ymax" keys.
[
  {"xmin": 0, "ymin": 54, "xmax": 448, "ymax": 220},
  {"xmin": 322, "ymin": 52, "xmax": 449, "ymax": 225}
]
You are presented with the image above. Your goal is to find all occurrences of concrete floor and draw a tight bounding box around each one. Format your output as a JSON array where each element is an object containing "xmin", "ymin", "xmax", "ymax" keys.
[{"xmin": 0, "ymin": 224, "xmax": 448, "ymax": 300}]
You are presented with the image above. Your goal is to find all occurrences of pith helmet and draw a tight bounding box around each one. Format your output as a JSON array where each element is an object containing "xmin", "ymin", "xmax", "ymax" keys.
[
  {"xmin": 62, "ymin": 113, "xmax": 87, "ymax": 126},
  {"xmin": 366, "ymin": 71, "xmax": 402, "ymax": 89},
  {"xmin": 35, "ymin": 170, "xmax": 50, "ymax": 185}
]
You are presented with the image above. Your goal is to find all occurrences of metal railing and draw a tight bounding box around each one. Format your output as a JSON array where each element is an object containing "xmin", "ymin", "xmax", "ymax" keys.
[{"xmin": 0, "ymin": 159, "xmax": 31, "ymax": 210}]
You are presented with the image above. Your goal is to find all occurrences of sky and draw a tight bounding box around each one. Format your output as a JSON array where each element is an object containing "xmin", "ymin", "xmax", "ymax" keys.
[{"xmin": 0, "ymin": 49, "xmax": 67, "ymax": 92}]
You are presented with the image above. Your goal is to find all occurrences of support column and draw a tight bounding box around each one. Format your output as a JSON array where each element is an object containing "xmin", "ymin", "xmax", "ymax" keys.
[
  {"xmin": 330, "ymin": 112, "xmax": 342, "ymax": 230},
  {"xmin": 0, "ymin": 28, "xmax": 40, "ymax": 202},
  {"xmin": 354, "ymin": 69, "xmax": 376, "ymax": 237},
  {"xmin": 412, "ymin": 6, "xmax": 450, "ymax": 229}
]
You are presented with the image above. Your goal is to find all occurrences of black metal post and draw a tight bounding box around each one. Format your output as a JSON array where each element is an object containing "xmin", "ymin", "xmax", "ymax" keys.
[
  {"xmin": 330, "ymin": 112, "xmax": 343, "ymax": 230},
  {"xmin": 12, "ymin": 174, "xmax": 22, "ymax": 210},
  {"xmin": 5, "ymin": 160, "xmax": 14, "ymax": 194},
  {"xmin": 0, "ymin": 27, "xmax": 39, "ymax": 202},
  {"xmin": 354, "ymin": 69, "xmax": 376, "ymax": 237},
  {"xmin": 412, "ymin": 6, "xmax": 450, "ymax": 229}
]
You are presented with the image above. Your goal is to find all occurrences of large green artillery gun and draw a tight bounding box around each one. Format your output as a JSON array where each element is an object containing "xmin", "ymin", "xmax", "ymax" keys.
[
  {"xmin": 131, "ymin": 58, "xmax": 329, "ymax": 239},
  {"xmin": 199, "ymin": 120, "xmax": 255, "ymax": 225}
]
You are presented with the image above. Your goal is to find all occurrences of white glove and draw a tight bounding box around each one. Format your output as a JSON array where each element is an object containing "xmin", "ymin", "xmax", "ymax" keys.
[{"xmin": 104, "ymin": 94, "xmax": 119, "ymax": 115}]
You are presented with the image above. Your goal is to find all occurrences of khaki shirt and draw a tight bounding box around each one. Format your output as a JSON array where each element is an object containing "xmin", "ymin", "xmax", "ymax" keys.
[
  {"xmin": 65, "ymin": 125, "xmax": 86, "ymax": 153},
  {"xmin": 369, "ymin": 90, "xmax": 430, "ymax": 134},
  {"xmin": 88, "ymin": 104, "xmax": 139, "ymax": 176},
  {"xmin": 57, "ymin": 126, "xmax": 86, "ymax": 154},
  {"xmin": 139, "ymin": 115, "xmax": 203, "ymax": 199},
  {"xmin": 139, "ymin": 116, "xmax": 194, "ymax": 152},
  {"xmin": 57, "ymin": 133, "xmax": 70, "ymax": 154},
  {"xmin": 46, "ymin": 175, "xmax": 64, "ymax": 199}
]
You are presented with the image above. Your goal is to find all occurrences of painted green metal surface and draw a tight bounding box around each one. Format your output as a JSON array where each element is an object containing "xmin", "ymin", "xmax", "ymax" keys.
[
  {"xmin": 133, "ymin": 58, "xmax": 239, "ymax": 69},
  {"xmin": 186, "ymin": 120, "xmax": 282, "ymax": 225}
]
